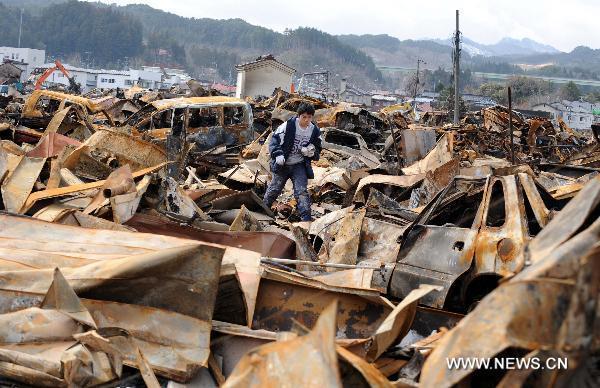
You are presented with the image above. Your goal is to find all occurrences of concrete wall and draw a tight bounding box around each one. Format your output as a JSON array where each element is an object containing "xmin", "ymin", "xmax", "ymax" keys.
[
  {"xmin": 97, "ymin": 73, "xmax": 128, "ymax": 89},
  {"xmin": 235, "ymin": 71, "xmax": 245, "ymax": 98},
  {"xmin": 237, "ymin": 66, "xmax": 292, "ymax": 98},
  {"xmin": 401, "ymin": 128, "xmax": 437, "ymax": 165}
]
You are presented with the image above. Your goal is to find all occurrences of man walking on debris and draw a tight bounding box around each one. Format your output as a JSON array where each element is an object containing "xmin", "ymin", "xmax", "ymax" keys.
[{"xmin": 263, "ymin": 102, "xmax": 321, "ymax": 221}]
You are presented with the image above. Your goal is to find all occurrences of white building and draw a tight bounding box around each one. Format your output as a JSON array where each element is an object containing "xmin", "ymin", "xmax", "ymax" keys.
[
  {"xmin": 142, "ymin": 66, "xmax": 191, "ymax": 89},
  {"xmin": 96, "ymin": 70, "xmax": 132, "ymax": 90},
  {"xmin": 0, "ymin": 47, "xmax": 45, "ymax": 82},
  {"xmin": 41, "ymin": 63, "xmax": 97, "ymax": 92},
  {"xmin": 531, "ymin": 101, "xmax": 600, "ymax": 131},
  {"xmin": 338, "ymin": 79, "xmax": 372, "ymax": 106},
  {"xmin": 371, "ymin": 95, "xmax": 397, "ymax": 109},
  {"xmin": 235, "ymin": 54, "xmax": 295, "ymax": 98},
  {"xmin": 38, "ymin": 63, "xmax": 165, "ymax": 92},
  {"xmin": 129, "ymin": 69, "xmax": 162, "ymax": 89}
]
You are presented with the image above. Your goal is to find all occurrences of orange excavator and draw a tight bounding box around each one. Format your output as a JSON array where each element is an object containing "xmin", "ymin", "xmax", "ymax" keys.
[{"xmin": 34, "ymin": 59, "xmax": 81, "ymax": 94}]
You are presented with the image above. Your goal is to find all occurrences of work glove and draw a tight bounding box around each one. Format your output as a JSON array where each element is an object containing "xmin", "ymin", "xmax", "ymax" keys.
[
  {"xmin": 275, "ymin": 155, "xmax": 285, "ymax": 165},
  {"xmin": 301, "ymin": 144, "xmax": 316, "ymax": 158}
]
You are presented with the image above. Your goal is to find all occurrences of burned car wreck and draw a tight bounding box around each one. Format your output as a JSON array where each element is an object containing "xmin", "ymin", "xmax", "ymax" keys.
[
  {"xmin": 123, "ymin": 96, "xmax": 254, "ymax": 172},
  {"xmin": 388, "ymin": 172, "xmax": 560, "ymax": 311}
]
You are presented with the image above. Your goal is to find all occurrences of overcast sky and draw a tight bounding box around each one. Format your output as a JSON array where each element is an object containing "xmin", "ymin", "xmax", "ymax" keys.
[{"xmin": 89, "ymin": 0, "xmax": 598, "ymax": 52}]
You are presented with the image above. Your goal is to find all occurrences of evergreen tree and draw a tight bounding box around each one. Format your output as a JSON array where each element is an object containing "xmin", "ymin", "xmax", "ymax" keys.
[{"xmin": 560, "ymin": 81, "xmax": 581, "ymax": 101}]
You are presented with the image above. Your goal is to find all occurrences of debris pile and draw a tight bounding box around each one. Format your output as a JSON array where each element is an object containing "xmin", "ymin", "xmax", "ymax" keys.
[
  {"xmin": 0, "ymin": 86, "xmax": 597, "ymax": 387},
  {"xmin": 452, "ymin": 106, "xmax": 590, "ymax": 163}
]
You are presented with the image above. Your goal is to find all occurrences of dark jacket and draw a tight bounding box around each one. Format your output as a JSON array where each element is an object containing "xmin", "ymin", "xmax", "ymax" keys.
[{"xmin": 269, "ymin": 117, "xmax": 322, "ymax": 179}]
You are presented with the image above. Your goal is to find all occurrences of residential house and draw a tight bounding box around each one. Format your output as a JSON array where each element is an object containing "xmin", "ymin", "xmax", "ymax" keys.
[
  {"xmin": 235, "ymin": 54, "xmax": 295, "ymax": 98},
  {"xmin": 339, "ymin": 79, "xmax": 372, "ymax": 106},
  {"xmin": 0, "ymin": 47, "xmax": 45, "ymax": 82},
  {"xmin": 531, "ymin": 100, "xmax": 600, "ymax": 131},
  {"xmin": 142, "ymin": 66, "xmax": 191, "ymax": 89},
  {"xmin": 371, "ymin": 94, "xmax": 397, "ymax": 109},
  {"xmin": 0, "ymin": 61, "xmax": 23, "ymax": 85}
]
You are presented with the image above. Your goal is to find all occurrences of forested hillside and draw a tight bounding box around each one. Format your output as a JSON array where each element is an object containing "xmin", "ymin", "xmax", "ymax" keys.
[{"xmin": 0, "ymin": 0, "xmax": 382, "ymax": 88}]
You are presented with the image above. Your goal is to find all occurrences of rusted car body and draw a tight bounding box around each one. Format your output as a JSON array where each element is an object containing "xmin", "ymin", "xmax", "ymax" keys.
[
  {"xmin": 123, "ymin": 96, "xmax": 254, "ymax": 150},
  {"xmin": 388, "ymin": 172, "xmax": 555, "ymax": 311},
  {"xmin": 20, "ymin": 90, "xmax": 116, "ymax": 129}
]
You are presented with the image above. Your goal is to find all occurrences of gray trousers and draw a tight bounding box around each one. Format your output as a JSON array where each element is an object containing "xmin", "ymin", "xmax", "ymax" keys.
[{"xmin": 263, "ymin": 163, "xmax": 311, "ymax": 221}]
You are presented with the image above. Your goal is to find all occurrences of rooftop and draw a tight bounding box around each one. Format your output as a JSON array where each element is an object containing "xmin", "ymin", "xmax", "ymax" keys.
[{"xmin": 235, "ymin": 54, "xmax": 295, "ymax": 74}]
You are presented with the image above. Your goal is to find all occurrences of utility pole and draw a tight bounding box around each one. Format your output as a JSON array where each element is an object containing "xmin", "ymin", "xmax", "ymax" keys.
[
  {"xmin": 413, "ymin": 59, "xmax": 426, "ymax": 111},
  {"xmin": 453, "ymin": 9, "xmax": 461, "ymax": 125},
  {"xmin": 508, "ymin": 86, "xmax": 515, "ymax": 164},
  {"xmin": 18, "ymin": 8, "xmax": 23, "ymax": 48},
  {"xmin": 213, "ymin": 62, "xmax": 218, "ymax": 85}
]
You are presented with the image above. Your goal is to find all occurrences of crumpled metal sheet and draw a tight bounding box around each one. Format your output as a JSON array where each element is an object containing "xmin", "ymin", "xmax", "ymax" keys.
[
  {"xmin": 110, "ymin": 174, "xmax": 151, "ymax": 223},
  {"xmin": 164, "ymin": 176, "xmax": 211, "ymax": 221},
  {"xmin": 310, "ymin": 268, "xmax": 375, "ymax": 290},
  {"xmin": 0, "ymin": 214, "xmax": 259, "ymax": 382},
  {"xmin": 83, "ymin": 164, "xmax": 137, "ymax": 215},
  {"xmin": 221, "ymin": 299, "xmax": 399, "ymax": 388},
  {"xmin": 0, "ymin": 268, "xmax": 156, "ymax": 387},
  {"xmin": 252, "ymin": 267, "xmax": 393, "ymax": 339},
  {"xmin": 353, "ymin": 174, "xmax": 424, "ymax": 203},
  {"xmin": 311, "ymin": 166, "xmax": 353, "ymax": 192},
  {"xmin": 125, "ymin": 212, "xmax": 296, "ymax": 259},
  {"xmin": 321, "ymin": 128, "xmax": 381, "ymax": 169},
  {"xmin": 0, "ymin": 247, "xmax": 224, "ymax": 382},
  {"xmin": 229, "ymin": 204, "xmax": 263, "ymax": 231},
  {"xmin": 41, "ymin": 268, "xmax": 97, "ymax": 328},
  {"xmin": 223, "ymin": 301, "xmax": 342, "ymax": 388},
  {"xmin": 33, "ymin": 205, "xmax": 135, "ymax": 232},
  {"xmin": 321, "ymin": 208, "xmax": 366, "ymax": 269},
  {"xmin": 1, "ymin": 155, "xmax": 46, "ymax": 213},
  {"xmin": 400, "ymin": 127, "xmax": 437, "ymax": 165},
  {"xmin": 409, "ymin": 158, "xmax": 460, "ymax": 208},
  {"xmin": 337, "ymin": 345, "xmax": 394, "ymax": 388},
  {"xmin": 401, "ymin": 133, "xmax": 454, "ymax": 175},
  {"xmin": 525, "ymin": 175, "xmax": 600, "ymax": 265},
  {"xmin": 363, "ymin": 284, "xmax": 440, "ymax": 362},
  {"xmin": 25, "ymin": 131, "xmax": 82, "ymax": 158}
]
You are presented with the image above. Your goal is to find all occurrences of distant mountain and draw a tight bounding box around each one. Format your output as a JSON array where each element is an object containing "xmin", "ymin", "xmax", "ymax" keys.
[
  {"xmin": 480, "ymin": 46, "xmax": 600, "ymax": 80},
  {"xmin": 337, "ymin": 34, "xmax": 455, "ymax": 69},
  {"xmin": 433, "ymin": 36, "xmax": 561, "ymax": 57},
  {"xmin": 115, "ymin": 4, "xmax": 383, "ymax": 87}
]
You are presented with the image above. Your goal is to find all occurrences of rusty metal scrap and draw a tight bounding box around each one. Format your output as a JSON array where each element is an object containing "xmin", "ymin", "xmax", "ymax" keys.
[
  {"xmin": 0, "ymin": 83, "xmax": 597, "ymax": 387},
  {"xmin": 223, "ymin": 301, "xmax": 342, "ymax": 388}
]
